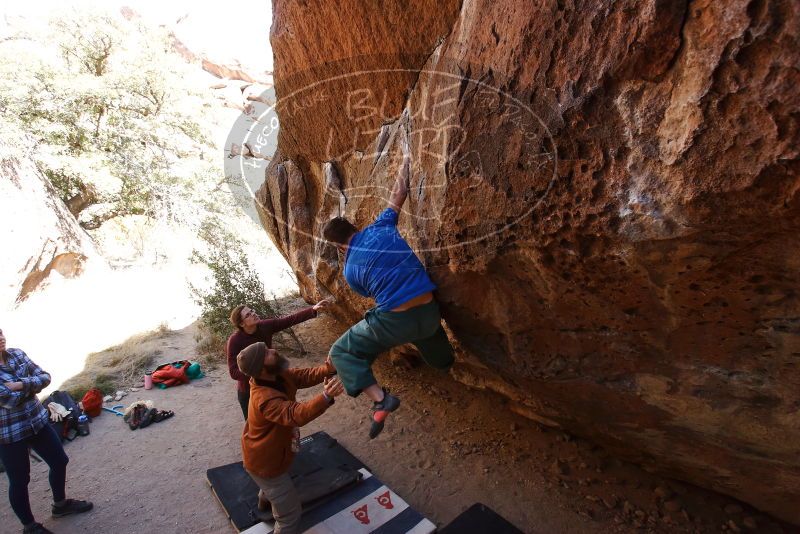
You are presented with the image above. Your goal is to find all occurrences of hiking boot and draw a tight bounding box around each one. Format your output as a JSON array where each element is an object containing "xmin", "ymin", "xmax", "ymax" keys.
[
  {"xmin": 369, "ymin": 390, "xmax": 401, "ymax": 439},
  {"xmin": 22, "ymin": 523, "xmax": 53, "ymax": 534},
  {"xmin": 52, "ymin": 498, "xmax": 93, "ymax": 518}
]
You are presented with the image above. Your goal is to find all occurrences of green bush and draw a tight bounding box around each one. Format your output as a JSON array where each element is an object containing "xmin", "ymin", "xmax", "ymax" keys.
[{"xmin": 190, "ymin": 218, "xmax": 305, "ymax": 354}]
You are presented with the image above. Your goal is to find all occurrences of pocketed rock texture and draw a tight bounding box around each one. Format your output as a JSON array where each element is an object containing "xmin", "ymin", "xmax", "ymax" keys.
[
  {"xmin": 0, "ymin": 135, "xmax": 100, "ymax": 308},
  {"xmin": 254, "ymin": 0, "xmax": 800, "ymax": 523}
]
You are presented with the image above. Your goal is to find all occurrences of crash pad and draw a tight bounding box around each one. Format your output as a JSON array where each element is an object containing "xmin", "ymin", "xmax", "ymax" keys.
[
  {"xmin": 240, "ymin": 467, "xmax": 436, "ymax": 534},
  {"xmin": 438, "ymin": 502, "xmax": 524, "ymax": 534},
  {"xmin": 207, "ymin": 431, "xmax": 366, "ymax": 532}
]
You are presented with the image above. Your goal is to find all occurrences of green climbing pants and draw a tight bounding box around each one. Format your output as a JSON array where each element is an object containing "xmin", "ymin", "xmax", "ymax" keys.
[{"xmin": 329, "ymin": 300, "xmax": 454, "ymax": 397}]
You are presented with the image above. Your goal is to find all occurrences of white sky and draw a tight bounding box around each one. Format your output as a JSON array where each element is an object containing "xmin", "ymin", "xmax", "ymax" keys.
[{"xmin": 1, "ymin": 0, "xmax": 274, "ymax": 72}]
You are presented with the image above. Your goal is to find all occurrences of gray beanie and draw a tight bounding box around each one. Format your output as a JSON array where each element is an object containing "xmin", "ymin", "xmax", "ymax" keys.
[{"xmin": 237, "ymin": 342, "xmax": 266, "ymax": 377}]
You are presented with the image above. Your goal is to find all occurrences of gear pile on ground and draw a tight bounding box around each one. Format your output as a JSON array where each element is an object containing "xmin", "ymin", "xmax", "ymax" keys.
[{"xmin": 122, "ymin": 400, "xmax": 174, "ymax": 431}]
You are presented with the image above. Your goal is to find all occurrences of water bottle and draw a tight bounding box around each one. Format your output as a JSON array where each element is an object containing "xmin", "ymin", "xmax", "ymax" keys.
[
  {"xmin": 144, "ymin": 370, "xmax": 153, "ymax": 390},
  {"xmin": 77, "ymin": 415, "xmax": 90, "ymax": 436}
]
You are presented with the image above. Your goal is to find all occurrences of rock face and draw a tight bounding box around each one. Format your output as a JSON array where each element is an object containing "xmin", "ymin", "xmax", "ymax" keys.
[
  {"xmin": 0, "ymin": 135, "xmax": 100, "ymax": 308},
  {"xmin": 255, "ymin": 0, "xmax": 800, "ymax": 523}
]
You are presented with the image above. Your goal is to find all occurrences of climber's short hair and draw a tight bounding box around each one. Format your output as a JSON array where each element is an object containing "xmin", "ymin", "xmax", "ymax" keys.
[{"xmin": 322, "ymin": 217, "xmax": 358, "ymax": 245}]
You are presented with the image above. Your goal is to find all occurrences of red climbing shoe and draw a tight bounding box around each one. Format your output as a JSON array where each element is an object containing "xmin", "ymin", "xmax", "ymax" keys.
[{"xmin": 369, "ymin": 390, "xmax": 401, "ymax": 439}]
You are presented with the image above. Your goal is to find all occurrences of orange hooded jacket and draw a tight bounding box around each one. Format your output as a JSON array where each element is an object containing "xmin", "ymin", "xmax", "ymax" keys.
[{"xmin": 241, "ymin": 363, "xmax": 333, "ymax": 478}]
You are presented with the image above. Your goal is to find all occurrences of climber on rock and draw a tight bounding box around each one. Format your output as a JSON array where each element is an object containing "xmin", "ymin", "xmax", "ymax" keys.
[{"xmin": 322, "ymin": 139, "xmax": 454, "ymax": 439}]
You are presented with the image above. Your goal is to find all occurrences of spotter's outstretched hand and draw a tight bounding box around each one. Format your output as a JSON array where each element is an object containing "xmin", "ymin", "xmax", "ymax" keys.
[
  {"xmin": 323, "ymin": 376, "xmax": 344, "ymax": 398},
  {"xmin": 313, "ymin": 298, "xmax": 332, "ymax": 312}
]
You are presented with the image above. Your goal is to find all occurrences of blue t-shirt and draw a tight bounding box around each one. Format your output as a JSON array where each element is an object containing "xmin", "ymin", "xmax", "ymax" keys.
[{"xmin": 344, "ymin": 208, "xmax": 436, "ymax": 311}]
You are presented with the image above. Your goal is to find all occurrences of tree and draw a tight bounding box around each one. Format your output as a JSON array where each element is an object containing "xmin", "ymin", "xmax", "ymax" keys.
[
  {"xmin": 0, "ymin": 8, "xmax": 214, "ymax": 230},
  {"xmin": 189, "ymin": 217, "xmax": 306, "ymax": 354}
]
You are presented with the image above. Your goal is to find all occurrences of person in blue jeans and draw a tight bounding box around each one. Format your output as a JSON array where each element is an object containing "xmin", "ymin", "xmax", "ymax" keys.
[
  {"xmin": 322, "ymin": 147, "xmax": 455, "ymax": 439},
  {"xmin": 0, "ymin": 328, "xmax": 93, "ymax": 534}
]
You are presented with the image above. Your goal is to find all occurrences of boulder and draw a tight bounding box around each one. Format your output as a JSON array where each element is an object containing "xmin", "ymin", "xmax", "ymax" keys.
[
  {"xmin": 0, "ymin": 134, "xmax": 100, "ymax": 307},
  {"xmin": 253, "ymin": 0, "xmax": 800, "ymax": 523}
]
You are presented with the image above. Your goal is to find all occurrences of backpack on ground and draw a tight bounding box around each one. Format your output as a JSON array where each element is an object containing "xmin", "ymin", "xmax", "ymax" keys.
[
  {"xmin": 81, "ymin": 388, "xmax": 103, "ymax": 418},
  {"xmin": 42, "ymin": 390, "xmax": 81, "ymax": 441},
  {"xmin": 151, "ymin": 360, "xmax": 191, "ymax": 388}
]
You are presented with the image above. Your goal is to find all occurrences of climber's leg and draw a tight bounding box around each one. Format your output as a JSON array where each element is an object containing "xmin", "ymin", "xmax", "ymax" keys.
[
  {"xmin": 412, "ymin": 324, "xmax": 455, "ymax": 370},
  {"xmin": 402, "ymin": 300, "xmax": 454, "ymax": 369},
  {"xmin": 329, "ymin": 307, "xmax": 424, "ymax": 439},
  {"xmin": 329, "ymin": 310, "xmax": 397, "ymax": 398}
]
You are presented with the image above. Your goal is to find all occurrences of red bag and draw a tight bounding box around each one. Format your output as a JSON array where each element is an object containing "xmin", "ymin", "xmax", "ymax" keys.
[
  {"xmin": 151, "ymin": 360, "xmax": 191, "ymax": 388},
  {"xmin": 81, "ymin": 388, "xmax": 103, "ymax": 417}
]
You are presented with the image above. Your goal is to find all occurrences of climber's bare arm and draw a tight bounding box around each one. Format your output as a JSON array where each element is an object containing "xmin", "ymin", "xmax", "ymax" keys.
[
  {"xmin": 387, "ymin": 134, "xmax": 411, "ymax": 213},
  {"xmin": 387, "ymin": 159, "xmax": 409, "ymax": 213}
]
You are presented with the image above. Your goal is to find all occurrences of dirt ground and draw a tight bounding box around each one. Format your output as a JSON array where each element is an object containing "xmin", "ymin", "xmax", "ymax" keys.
[{"xmin": 1, "ymin": 310, "xmax": 795, "ymax": 534}]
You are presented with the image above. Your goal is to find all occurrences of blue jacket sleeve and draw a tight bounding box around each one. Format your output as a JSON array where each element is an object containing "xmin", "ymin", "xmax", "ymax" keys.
[{"xmin": 371, "ymin": 208, "xmax": 398, "ymax": 227}]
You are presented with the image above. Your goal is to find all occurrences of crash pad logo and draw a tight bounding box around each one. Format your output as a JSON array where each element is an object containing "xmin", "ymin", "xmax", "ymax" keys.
[
  {"xmin": 375, "ymin": 490, "xmax": 394, "ymax": 509},
  {"xmin": 352, "ymin": 503, "xmax": 370, "ymax": 524},
  {"xmin": 224, "ymin": 56, "xmax": 558, "ymax": 254}
]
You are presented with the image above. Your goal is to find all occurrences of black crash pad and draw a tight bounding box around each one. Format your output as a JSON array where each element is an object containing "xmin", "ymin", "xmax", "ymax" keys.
[
  {"xmin": 207, "ymin": 431, "xmax": 367, "ymax": 532},
  {"xmin": 439, "ymin": 503, "xmax": 525, "ymax": 534}
]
